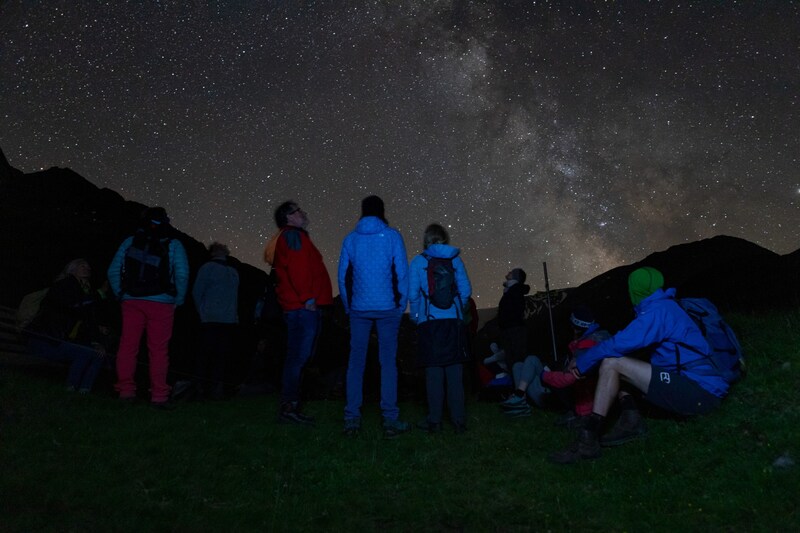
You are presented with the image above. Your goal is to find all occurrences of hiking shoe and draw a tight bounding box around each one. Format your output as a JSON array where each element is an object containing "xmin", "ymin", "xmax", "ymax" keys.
[
  {"xmin": 499, "ymin": 394, "xmax": 527, "ymax": 411},
  {"xmin": 548, "ymin": 429, "xmax": 602, "ymax": 464},
  {"xmin": 453, "ymin": 422, "xmax": 468, "ymax": 434},
  {"xmin": 601, "ymin": 410, "xmax": 647, "ymax": 447},
  {"xmin": 343, "ymin": 418, "xmax": 361, "ymax": 437},
  {"xmin": 382, "ymin": 418, "xmax": 411, "ymax": 439},
  {"xmin": 416, "ymin": 420, "xmax": 443, "ymax": 434},
  {"xmin": 278, "ymin": 403, "xmax": 315, "ymax": 426},
  {"xmin": 504, "ymin": 402, "xmax": 532, "ymax": 417},
  {"xmin": 65, "ymin": 385, "xmax": 77, "ymax": 393}
]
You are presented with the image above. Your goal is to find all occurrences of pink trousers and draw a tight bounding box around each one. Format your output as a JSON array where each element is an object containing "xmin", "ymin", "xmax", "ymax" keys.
[{"xmin": 115, "ymin": 299, "xmax": 175, "ymax": 403}]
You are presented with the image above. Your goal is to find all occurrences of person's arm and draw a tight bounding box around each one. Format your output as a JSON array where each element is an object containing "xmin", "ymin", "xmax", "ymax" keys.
[
  {"xmin": 576, "ymin": 310, "xmax": 663, "ymax": 374},
  {"xmin": 454, "ymin": 256, "xmax": 472, "ymax": 303},
  {"xmin": 392, "ymin": 231, "xmax": 409, "ymax": 311},
  {"xmin": 171, "ymin": 240, "xmax": 190, "ymax": 306},
  {"xmin": 106, "ymin": 237, "xmax": 132, "ymax": 297},
  {"xmin": 407, "ymin": 256, "xmax": 422, "ymax": 323},
  {"xmin": 337, "ymin": 238, "xmax": 351, "ymax": 314}
]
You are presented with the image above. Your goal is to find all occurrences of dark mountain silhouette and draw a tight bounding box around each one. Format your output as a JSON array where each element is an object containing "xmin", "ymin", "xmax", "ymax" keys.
[{"xmin": 3, "ymin": 146, "xmax": 798, "ymax": 391}]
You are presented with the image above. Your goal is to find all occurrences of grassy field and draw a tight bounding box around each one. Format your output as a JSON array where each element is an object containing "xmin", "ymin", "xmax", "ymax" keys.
[{"xmin": 1, "ymin": 310, "xmax": 798, "ymax": 532}]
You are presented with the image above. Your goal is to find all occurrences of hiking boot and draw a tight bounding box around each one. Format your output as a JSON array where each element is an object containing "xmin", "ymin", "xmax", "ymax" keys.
[
  {"xmin": 382, "ymin": 418, "xmax": 411, "ymax": 439},
  {"xmin": 499, "ymin": 394, "xmax": 527, "ymax": 411},
  {"xmin": 548, "ymin": 428, "xmax": 602, "ymax": 464},
  {"xmin": 278, "ymin": 402, "xmax": 315, "ymax": 426},
  {"xmin": 343, "ymin": 418, "xmax": 361, "ymax": 437},
  {"xmin": 453, "ymin": 422, "xmax": 468, "ymax": 434},
  {"xmin": 504, "ymin": 403, "xmax": 532, "ymax": 418},
  {"xmin": 416, "ymin": 420, "xmax": 443, "ymax": 434},
  {"xmin": 601, "ymin": 409, "xmax": 647, "ymax": 447}
]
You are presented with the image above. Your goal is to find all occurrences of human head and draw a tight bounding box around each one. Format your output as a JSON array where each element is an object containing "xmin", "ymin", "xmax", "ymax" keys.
[
  {"xmin": 274, "ymin": 200, "xmax": 308, "ymax": 229},
  {"xmin": 361, "ymin": 195, "xmax": 386, "ymax": 223},
  {"xmin": 62, "ymin": 258, "xmax": 91, "ymax": 283},
  {"xmin": 143, "ymin": 206, "xmax": 169, "ymax": 227},
  {"xmin": 628, "ymin": 267, "xmax": 664, "ymax": 306},
  {"xmin": 423, "ymin": 223, "xmax": 449, "ymax": 249},
  {"xmin": 570, "ymin": 305, "xmax": 595, "ymax": 332},
  {"xmin": 506, "ymin": 268, "xmax": 527, "ymax": 284},
  {"xmin": 208, "ymin": 242, "xmax": 230, "ymax": 259}
]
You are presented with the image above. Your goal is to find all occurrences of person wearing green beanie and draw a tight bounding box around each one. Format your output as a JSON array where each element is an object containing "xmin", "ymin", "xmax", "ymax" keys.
[
  {"xmin": 627, "ymin": 266, "xmax": 664, "ymax": 306},
  {"xmin": 548, "ymin": 267, "xmax": 730, "ymax": 465}
]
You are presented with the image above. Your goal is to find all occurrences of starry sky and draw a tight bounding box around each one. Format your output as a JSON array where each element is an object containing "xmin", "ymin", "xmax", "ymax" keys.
[{"xmin": 1, "ymin": 1, "xmax": 797, "ymax": 305}]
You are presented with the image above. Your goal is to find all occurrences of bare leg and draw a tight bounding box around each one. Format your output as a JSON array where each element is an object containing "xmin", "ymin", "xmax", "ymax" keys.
[{"xmin": 592, "ymin": 357, "xmax": 652, "ymax": 416}]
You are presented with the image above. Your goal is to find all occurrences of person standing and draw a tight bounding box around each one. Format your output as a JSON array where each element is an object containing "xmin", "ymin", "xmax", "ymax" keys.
[
  {"xmin": 497, "ymin": 268, "xmax": 530, "ymax": 369},
  {"xmin": 107, "ymin": 207, "xmax": 189, "ymax": 408},
  {"xmin": 265, "ymin": 201, "xmax": 333, "ymax": 424},
  {"xmin": 338, "ymin": 195, "xmax": 410, "ymax": 438},
  {"xmin": 408, "ymin": 224, "xmax": 472, "ymax": 433},
  {"xmin": 192, "ymin": 242, "xmax": 239, "ymax": 400}
]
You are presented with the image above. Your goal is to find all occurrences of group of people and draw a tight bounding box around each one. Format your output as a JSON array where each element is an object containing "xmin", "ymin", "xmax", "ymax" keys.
[
  {"xmin": 23, "ymin": 198, "xmax": 736, "ymax": 461},
  {"xmin": 264, "ymin": 196, "xmax": 473, "ymax": 438}
]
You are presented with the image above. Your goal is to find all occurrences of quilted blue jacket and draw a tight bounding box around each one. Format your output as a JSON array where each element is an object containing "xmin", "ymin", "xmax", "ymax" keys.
[
  {"xmin": 576, "ymin": 288, "xmax": 729, "ymax": 398},
  {"xmin": 338, "ymin": 216, "xmax": 408, "ymax": 313},
  {"xmin": 408, "ymin": 244, "xmax": 471, "ymax": 324}
]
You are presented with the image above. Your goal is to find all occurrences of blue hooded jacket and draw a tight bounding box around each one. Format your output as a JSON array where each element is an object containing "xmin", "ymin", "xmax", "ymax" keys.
[
  {"xmin": 408, "ymin": 243, "xmax": 471, "ymax": 324},
  {"xmin": 338, "ymin": 216, "xmax": 408, "ymax": 313},
  {"xmin": 576, "ymin": 287, "xmax": 729, "ymax": 398}
]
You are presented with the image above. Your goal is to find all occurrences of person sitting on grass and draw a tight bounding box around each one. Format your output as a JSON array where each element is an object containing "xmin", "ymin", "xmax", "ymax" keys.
[
  {"xmin": 499, "ymin": 306, "xmax": 609, "ymax": 419},
  {"xmin": 549, "ymin": 267, "xmax": 730, "ymax": 464}
]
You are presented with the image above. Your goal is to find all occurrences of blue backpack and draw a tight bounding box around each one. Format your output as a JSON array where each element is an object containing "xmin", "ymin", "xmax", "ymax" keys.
[{"xmin": 677, "ymin": 297, "xmax": 744, "ymax": 383}]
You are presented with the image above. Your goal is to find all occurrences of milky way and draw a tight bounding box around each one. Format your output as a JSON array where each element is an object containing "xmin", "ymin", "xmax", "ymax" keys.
[{"xmin": 1, "ymin": 2, "xmax": 797, "ymax": 305}]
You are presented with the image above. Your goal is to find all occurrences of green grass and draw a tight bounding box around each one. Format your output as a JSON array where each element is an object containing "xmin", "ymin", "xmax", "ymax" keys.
[{"xmin": 1, "ymin": 310, "xmax": 799, "ymax": 532}]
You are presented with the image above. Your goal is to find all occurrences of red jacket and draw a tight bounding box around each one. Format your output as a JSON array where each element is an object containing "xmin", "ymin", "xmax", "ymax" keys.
[{"xmin": 270, "ymin": 227, "xmax": 333, "ymax": 311}]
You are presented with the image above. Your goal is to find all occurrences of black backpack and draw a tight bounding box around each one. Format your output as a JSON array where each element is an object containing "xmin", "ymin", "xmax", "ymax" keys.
[
  {"xmin": 422, "ymin": 253, "xmax": 459, "ymax": 311},
  {"xmin": 121, "ymin": 230, "xmax": 175, "ymax": 297}
]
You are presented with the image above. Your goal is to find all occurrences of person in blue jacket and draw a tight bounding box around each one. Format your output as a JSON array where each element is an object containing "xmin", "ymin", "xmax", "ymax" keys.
[
  {"xmin": 549, "ymin": 267, "xmax": 729, "ymax": 464},
  {"xmin": 338, "ymin": 195, "xmax": 410, "ymax": 438},
  {"xmin": 408, "ymin": 223, "xmax": 472, "ymax": 433}
]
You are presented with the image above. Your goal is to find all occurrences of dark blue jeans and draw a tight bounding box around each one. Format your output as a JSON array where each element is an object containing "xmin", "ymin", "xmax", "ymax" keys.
[
  {"xmin": 28, "ymin": 337, "xmax": 105, "ymax": 391},
  {"xmin": 345, "ymin": 309, "xmax": 403, "ymax": 421},
  {"xmin": 281, "ymin": 309, "xmax": 321, "ymax": 404}
]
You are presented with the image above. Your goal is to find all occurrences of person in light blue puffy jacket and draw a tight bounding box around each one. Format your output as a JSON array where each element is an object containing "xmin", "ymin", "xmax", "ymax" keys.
[
  {"xmin": 408, "ymin": 223, "xmax": 472, "ymax": 433},
  {"xmin": 338, "ymin": 195, "xmax": 410, "ymax": 438}
]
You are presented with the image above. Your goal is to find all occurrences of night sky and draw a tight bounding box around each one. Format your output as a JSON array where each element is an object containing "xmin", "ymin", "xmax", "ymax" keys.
[{"xmin": 1, "ymin": 2, "xmax": 797, "ymax": 305}]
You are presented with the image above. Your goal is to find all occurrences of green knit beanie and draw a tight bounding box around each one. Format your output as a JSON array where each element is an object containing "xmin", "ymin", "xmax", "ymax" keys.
[{"xmin": 628, "ymin": 267, "xmax": 665, "ymax": 306}]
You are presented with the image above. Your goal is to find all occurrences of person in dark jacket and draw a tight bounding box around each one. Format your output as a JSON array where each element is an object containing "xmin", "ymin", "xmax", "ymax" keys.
[
  {"xmin": 192, "ymin": 242, "xmax": 239, "ymax": 400},
  {"xmin": 497, "ymin": 268, "xmax": 530, "ymax": 369},
  {"xmin": 408, "ymin": 223, "xmax": 472, "ymax": 433},
  {"xmin": 28, "ymin": 259, "xmax": 109, "ymax": 393},
  {"xmin": 549, "ymin": 267, "xmax": 729, "ymax": 464},
  {"xmin": 338, "ymin": 195, "xmax": 410, "ymax": 438}
]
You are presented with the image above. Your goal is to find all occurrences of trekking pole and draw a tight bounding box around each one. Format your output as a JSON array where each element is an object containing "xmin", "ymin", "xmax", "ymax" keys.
[{"xmin": 543, "ymin": 262, "xmax": 559, "ymax": 363}]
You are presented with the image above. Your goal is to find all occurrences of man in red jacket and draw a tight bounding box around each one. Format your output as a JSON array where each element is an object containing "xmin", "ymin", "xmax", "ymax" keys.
[{"xmin": 265, "ymin": 200, "xmax": 333, "ymax": 424}]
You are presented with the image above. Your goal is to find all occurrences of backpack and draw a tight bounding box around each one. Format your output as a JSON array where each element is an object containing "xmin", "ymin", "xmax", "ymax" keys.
[
  {"xmin": 677, "ymin": 297, "xmax": 744, "ymax": 383},
  {"xmin": 121, "ymin": 230, "xmax": 175, "ymax": 297},
  {"xmin": 16, "ymin": 288, "xmax": 49, "ymax": 330},
  {"xmin": 422, "ymin": 253, "xmax": 458, "ymax": 311}
]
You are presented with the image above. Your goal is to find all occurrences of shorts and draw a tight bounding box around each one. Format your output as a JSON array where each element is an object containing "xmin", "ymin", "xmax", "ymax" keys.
[{"xmin": 645, "ymin": 366, "xmax": 722, "ymax": 416}]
